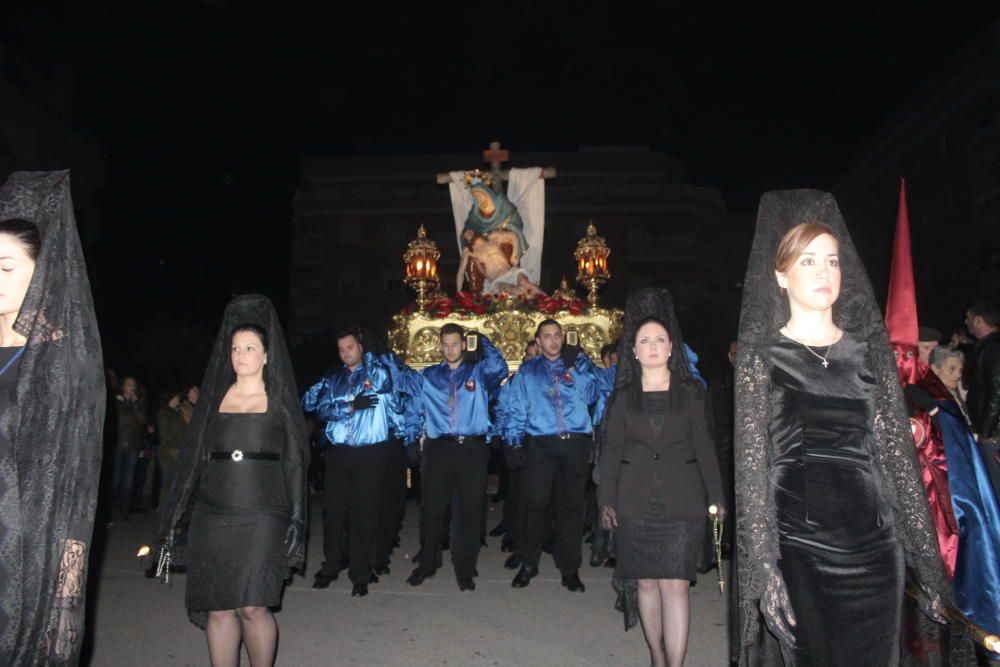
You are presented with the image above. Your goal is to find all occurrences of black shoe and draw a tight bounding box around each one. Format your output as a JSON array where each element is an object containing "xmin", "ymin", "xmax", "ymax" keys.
[
  {"xmin": 369, "ymin": 571, "xmax": 380, "ymax": 584},
  {"xmin": 313, "ymin": 573, "xmax": 336, "ymax": 589},
  {"xmin": 511, "ymin": 565, "xmax": 538, "ymax": 588},
  {"xmin": 351, "ymin": 583, "xmax": 369, "ymax": 597},
  {"xmin": 458, "ymin": 578, "xmax": 476, "ymax": 591},
  {"xmin": 480, "ymin": 537, "xmax": 488, "ymax": 547},
  {"xmin": 489, "ymin": 524, "xmax": 506, "ymax": 537},
  {"xmin": 374, "ymin": 565, "xmax": 390, "ymax": 576},
  {"xmin": 504, "ymin": 554, "xmax": 522, "ymax": 570},
  {"xmin": 589, "ymin": 553, "xmax": 605, "ymax": 567},
  {"xmin": 604, "ymin": 557, "xmax": 616, "ymax": 568},
  {"xmin": 407, "ymin": 569, "xmax": 433, "ymax": 586},
  {"xmin": 561, "ymin": 571, "xmax": 586, "ymax": 593},
  {"xmin": 501, "ymin": 541, "xmax": 514, "ymax": 553}
]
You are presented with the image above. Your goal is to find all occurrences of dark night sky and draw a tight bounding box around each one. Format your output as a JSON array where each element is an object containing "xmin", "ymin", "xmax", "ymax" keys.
[{"xmin": 2, "ymin": 2, "xmax": 998, "ymax": 378}]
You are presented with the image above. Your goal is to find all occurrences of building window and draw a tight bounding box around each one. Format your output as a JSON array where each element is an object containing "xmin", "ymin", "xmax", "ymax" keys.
[
  {"xmin": 339, "ymin": 222, "xmax": 362, "ymax": 244},
  {"xmin": 384, "ymin": 272, "xmax": 404, "ymax": 291},
  {"xmin": 339, "ymin": 271, "xmax": 360, "ymax": 293},
  {"xmin": 384, "ymin": 222, "xmax": 406, "ymax": 243}
]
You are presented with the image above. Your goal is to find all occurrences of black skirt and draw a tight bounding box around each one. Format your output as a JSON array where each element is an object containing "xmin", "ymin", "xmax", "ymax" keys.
[
  {"xmin": 185, "ymin": 509, "xmax": 288, "ymax": 616},
  {"xmin": 616, "ymin": 482, "xmax": 704, "ymax": 581}
]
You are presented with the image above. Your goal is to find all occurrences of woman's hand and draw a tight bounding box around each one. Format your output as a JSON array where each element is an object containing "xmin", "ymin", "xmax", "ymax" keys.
[
  {"xmin": 599, "ymin": 505, "xmax": 618, "ymax": 531},
  {"xmin": 761, "ymin": 563, "xmax": 797, "ymax": 646}
]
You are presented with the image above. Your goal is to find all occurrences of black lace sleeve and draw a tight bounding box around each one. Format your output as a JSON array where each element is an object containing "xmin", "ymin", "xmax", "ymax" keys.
[{"xmin": 734, "ymin": 345, "xmax": 778, "ymax": 648}]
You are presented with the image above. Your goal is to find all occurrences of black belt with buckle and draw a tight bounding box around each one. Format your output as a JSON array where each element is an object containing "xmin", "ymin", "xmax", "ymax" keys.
[
  {"xmin": 210, "ymin": 450, "xmax": 281, "ymax": 462},
  {"xmin": 435, "ymin": 435, "xmax": 486, "ymax": 444}
]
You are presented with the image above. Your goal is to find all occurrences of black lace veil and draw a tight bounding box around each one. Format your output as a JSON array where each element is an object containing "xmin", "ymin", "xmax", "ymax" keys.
[
  {"xmin": 613, "ymin": 287, "xmax": 695, "ymax": 392},
  {"xmin": 160, "ymin": 294, "xmax": 308, "ymax": 575},
  {"xmin": 734, "ymin": 189, "xmax": 970, "ymax": 664},
  {"xmin": 0, "ymin": 171, "xmax": 105, "ymax": 664}
]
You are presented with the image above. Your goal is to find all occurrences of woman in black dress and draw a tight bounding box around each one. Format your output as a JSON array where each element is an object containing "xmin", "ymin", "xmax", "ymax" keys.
[
  {"xmin": 599, "ymin": 289, "xmax": 724, "ymax": 667},
  {"xmin": 734, "ymin": 190, "xmax": 969, "ymax": 666},
  {"xmin": 161, "ymin": 295, "xmax": 307, "ymax": 667},
  {"xmin": 0, "ymin": 172, "xmax": 105, "ymax": 664}
]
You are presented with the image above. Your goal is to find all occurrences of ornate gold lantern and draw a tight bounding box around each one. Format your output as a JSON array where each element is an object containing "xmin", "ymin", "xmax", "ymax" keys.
[
  {"xmin": 403, "ymin": 224, "xmax": 440, "ymax": 311},
  {"xmin": 574, "ymin": 222, "xmax": 610, "ymax": 306}
]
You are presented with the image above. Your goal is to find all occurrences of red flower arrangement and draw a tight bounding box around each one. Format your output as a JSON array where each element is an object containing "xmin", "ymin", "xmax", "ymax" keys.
[{"xmin": 402, "ymin": 292, "xmax": 586, "ymax": 319}]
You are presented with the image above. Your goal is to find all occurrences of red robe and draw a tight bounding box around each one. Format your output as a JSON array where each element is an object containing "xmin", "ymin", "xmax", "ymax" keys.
[{"xmin": 907, "ymin": 371, "xmax": 960, "ymax": 578}]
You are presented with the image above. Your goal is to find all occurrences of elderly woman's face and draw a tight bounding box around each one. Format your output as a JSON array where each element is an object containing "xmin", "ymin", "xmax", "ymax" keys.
[{"xmin": 932, "ymin": 356, "xmax": 963, "ymax": 390}]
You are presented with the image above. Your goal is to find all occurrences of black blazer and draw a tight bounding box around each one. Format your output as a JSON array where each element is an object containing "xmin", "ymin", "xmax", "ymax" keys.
[{"xmin": 598, "ymin": 381, "xmax": 724, "ymax": 520}]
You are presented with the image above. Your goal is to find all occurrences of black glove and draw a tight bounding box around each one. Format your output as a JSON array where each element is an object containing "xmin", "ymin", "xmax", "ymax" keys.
[
  {"xmin": 761, "ymin": 563, "xmax": 797, "ymax": 646},
  {"xmin": 561, "ymin": 343, "xmax": 582, "ymax": 368},
  {"xmin": 463, "ymin": 331, "xmax": 483, "ymax": 363},
  {"xmin": 284, "ymin": 519, "xmax": 305, "ymax": 562},
  {"xmin": 906, "ymin": 385, "xmax": 939, "ymax": 415},
  {"xmin": 405, "ymin": 441, "xmax": 421, "ymax": 465},
  {"xmin": 352, "ymin": 394, "xmax": 379, "ymax": 411},
  {"xmin": 599, "ymin": 505, "xmax": 618, "ymax": 532},
  {"xmin": 917, "ymin": 582, "xmax": 947, "ymax": 624},
  {"xmin": 504, "ymin": 446, "xmax": 528, "ymax": 470}
]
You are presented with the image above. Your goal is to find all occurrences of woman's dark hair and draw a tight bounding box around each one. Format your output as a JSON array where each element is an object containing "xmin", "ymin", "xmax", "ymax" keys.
[
  {"xmin": 631, "ymin": 316, "xmax": 670, "ymax": 344},
  {"xmin": 0, "ymin": 218, "xmax": 41, "ymax": 261},
  {"xmin": 230, "ymin": 322, "xmax": 268, "ymax": 351}
]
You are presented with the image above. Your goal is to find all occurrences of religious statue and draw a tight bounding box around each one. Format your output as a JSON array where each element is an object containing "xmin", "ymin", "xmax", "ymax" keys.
[{"xmin": 456, "ymin": 181, "xmax": 544, "ymax": 297}]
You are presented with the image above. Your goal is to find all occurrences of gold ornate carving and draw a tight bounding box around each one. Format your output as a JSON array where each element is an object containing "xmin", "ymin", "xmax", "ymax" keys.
[{"xmin": 390, "ymin": 305, "xmax": 623, "ymax": 371}]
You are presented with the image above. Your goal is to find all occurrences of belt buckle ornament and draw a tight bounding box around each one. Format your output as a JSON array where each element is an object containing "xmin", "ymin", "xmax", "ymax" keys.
[
  {"xmin": 562, "ymin": 371, "xmax": 574, "ymax": 384},
  {"xmin": 231, "ymin": 449, "xmax": 244, "ymax": 462},
  {"xmin": 558, "ymin": 433, "xmax": 570, "ymax": 440},
  {"xmin": 456, "ymin": 436, "xmax": 466, "ymax": 443},
  {"xmin": 465, "ymin": 379, "xmax": 476, "ymax": 392}
]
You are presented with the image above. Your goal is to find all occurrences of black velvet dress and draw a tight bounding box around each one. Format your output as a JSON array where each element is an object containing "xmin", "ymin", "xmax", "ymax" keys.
[
  {"xmin": 186, "ymin": 408, "xmax": 290, "ymax": 617},
  {"xmin": 769, "ymin": 333, "xmax": 903, "ymax": 666}
]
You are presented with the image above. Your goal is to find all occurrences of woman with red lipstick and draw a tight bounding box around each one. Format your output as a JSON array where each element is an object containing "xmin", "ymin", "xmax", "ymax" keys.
[
  {"xmin": 734, "ymin": 191, "xmax": 969, "ymax": 666},
  {"xmin": 598, "ymin": 288, "xmax": 724, "ymax": 667}
]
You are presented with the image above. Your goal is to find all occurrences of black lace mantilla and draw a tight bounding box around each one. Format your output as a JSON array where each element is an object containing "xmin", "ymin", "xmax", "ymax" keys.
[{"xmin": 0, "ymin": 171, "xmax": 105, "ymax": 665}]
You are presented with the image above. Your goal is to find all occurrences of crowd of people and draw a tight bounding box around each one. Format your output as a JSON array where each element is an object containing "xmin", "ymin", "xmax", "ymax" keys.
[{"xmin": 1, "ymin": 169, "xmax": 999, "ymax": 666}]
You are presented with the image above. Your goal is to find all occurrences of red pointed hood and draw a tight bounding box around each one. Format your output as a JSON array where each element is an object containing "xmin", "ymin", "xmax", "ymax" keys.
[{"xmin": 886, "ymin": 179, "xmax": 924, "ymax": 384}]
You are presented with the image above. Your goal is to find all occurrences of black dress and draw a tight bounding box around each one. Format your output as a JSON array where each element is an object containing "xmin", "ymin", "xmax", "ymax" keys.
[
  {"xmin": 0, "ymin": 346, "xmax": 25, "ymax": 651},
  {"xmin": 769, "ymin": 333, "xmax": 903, "ymax": 665},
  {"xmin": 186, "ymin": 408, "xmax": 291, "ymax": 617}
]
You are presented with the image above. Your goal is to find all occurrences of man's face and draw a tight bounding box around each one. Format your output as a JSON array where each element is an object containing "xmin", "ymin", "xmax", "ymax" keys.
[
  {"xmin": 523, "ymin": 343, "xmax": 538, "ymax": 362},
  {"xmin": 536, "ymin": 324, "xmax": 564, "ymax": 360},
  {"xmin": 440, "ymin": 332, "xmax": 464, "ymax": 365},
  {"xmin": 918, "ymin": 340, "xmax": 938, "ymax": 365},
  {"xmin": 338, "ymin": 335, "xmax": 364, "ymax": 369}
]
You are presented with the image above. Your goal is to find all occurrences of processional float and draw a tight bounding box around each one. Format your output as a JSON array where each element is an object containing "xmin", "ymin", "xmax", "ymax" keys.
[{"xmin": 390, "ymin": 142, "xmax": 622, "ymax": 370}]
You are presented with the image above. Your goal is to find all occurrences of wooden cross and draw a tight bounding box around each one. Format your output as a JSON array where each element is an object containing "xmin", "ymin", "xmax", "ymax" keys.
[
  {"xmin": 436, "ymin": 140, "xmax": 557, "ymax": 186},
  {"xmin": 483, "ymin": 141, "xmax": 509, "ymax": 191}
]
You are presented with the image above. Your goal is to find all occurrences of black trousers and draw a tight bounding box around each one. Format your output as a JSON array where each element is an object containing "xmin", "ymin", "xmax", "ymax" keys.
[
  {"xmin": 322, "ymin": 442, "xmax": 389, "ymax": 585},
  {"xmin": 520, "ymin": 435, "xmax": 590, "ymax": 573},
  {"xmin": 417, "ymin": 438, "xmax": 490, "ymax": 579},
  {"xmin": 375, "ymin": 440, "xmax": 407, "ymax": 568}
]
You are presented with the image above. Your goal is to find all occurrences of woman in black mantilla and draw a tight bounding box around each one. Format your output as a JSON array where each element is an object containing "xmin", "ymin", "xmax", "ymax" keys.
[
  {"xmin": 734, "ymin": 190, "xmax": 970, "ymax": 666},
  {"xmin": 160, "ymin": 295, "xmax": 307, "ymax": 667},
  {"xmin": 598, "ymin": 288, "xmax": 724, "ymax": 667},
  {"xmin": 0, "ymin": 171, "xmax": 105, "ymax": 664}
]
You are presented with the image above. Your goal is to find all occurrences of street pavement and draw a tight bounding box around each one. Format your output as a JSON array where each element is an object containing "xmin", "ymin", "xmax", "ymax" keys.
[{"xmin": 86, "ymin": 494, "xmax": 730, "ymax": 666}]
